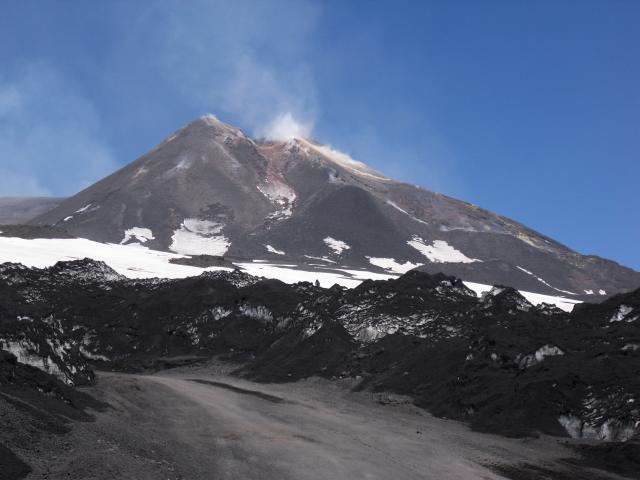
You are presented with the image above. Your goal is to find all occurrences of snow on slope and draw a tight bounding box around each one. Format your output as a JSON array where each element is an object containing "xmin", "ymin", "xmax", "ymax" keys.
[
  {"xmin": 516, "ymin": 265, "xmax": 579, "ymax": 296},
  {"xmin": 237, "ymin": 262, "xmax": 395, "ymax": 288},
  {"xmin": 169, "ymin": 218, "xmax": 231, "ymax": 256},
  {"xmin": 121, "ymin": 227, "xmax": 155, "ymax": 245},
  {"xmin": 463, "ymin": 281, "xmax": 581, "ymax": 312},
  {"xmin": 0, "ymin": 236, "xmax": 581, "ymax": 310},
  {"xmin": 408, "ymin": 237, "xmax": 480, "ymax": 263},
  {"xmin": 0, "ymin": 236, "xmax": 231, "ymax": 279},
  {"xmin": 265, "ymin": 245, "xmax": 285, "ymax": 255},
  {"xmin": 324, "ymin": 237, "xmax": 351, "ymax": 255},
  {"xmin": 62, "ymin": 203, "xmax": 98, "ymax": 223},
  {"xmin": 367, "ymin": 257, "xmax": 422, "ymax": 274},
  {"xmin": 257, "ymin": 181, "xmax": 296, "ymax": 220},
  {"xmin": 386, "ymin": 200, "xmax": 429, "ymax": 226}
]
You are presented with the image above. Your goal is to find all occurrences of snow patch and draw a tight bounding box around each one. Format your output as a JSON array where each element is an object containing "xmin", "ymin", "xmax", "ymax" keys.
[
  {"xmin": 165, "ymin": 155, "xmax": 193, "ymax": 176},
  {"xmin": 408, "ymin": 237, "xmax": 479, "ymax": 263},
  {"xmin": 302, "ymin": 324, "xmax": 322, "ymax": 339},
  {"xmin": 303, "ymin": 255, "xmax": 336, "ymax": 264},
  {"xmin": 559, "ymin": 415, "xmax": 638, "ymax": 442},
  {"xmin": 327, "ymin": 168, "xmax": 341, "ymax": 184},
  {"xmin": 0, "ymin": 339, "xmax": 65, "ymax": 380},
  {"xmin": 356, "ymin": 326, "xmax": 385, "ymax": 343},
  {"xmin": 265, "ymin": 245, "xmax": 285, "ymax": 255},
  {"xmin": 517, "ymin": 345, "xmax": 564, "ymax": 369},
  {"xmin": 132, "ymin": 166, "xmax": 149, "ymax": 180},
  {"xmin": 236, "ymin": 262, "xmax": 394, "ymax": 289},
  {"xmin": 516, "ymin": 266, "xmax": 578, "ymax": 295},
  {"xmin": 386, "ymin": 200, "xmax": 428, "ymax": 225},
  {"xmin": 61, "ymin": 203, "xmax": 97, "ymax": 223},
  {"xmin": 464, "ymin": 281, "xmax": 581, "ymax": 312},
  {"xmin": 75, "ymin": 203, "xmax": 94, "ymax": 214},
  {"xmin": 0, "ymin": 236, "xmax": 231, "ymax": 279},
  {"xmin": 610, "ymin": 305, "xmax": 635, "ymax": 323},
  {"xmin": 480, "ymin": 286, "xmax": 505, "ymax": 300},
  {"xmin": 170, "ymin": 219, "xmax": 230, "ymax": 256},
  {"xmin": 201, "ymin": 113, "xmax": 246, "ymax": 139},
  {"xmin": 622, "ymin": 343, "xmax": 640, "ymax": 352},
  {"xmin": 257, "ymin": 181, "xmax": 296, "ymax": 220},
  {"xmin": 516, "ymin": 232, "xmax": 541, "ymax": 249},
  {"xmin": 210, "ymin": 306, "xmax": 232, "ymax": 320},
  {"xmin": 324, "ymin": 237, "xmax": 351, "ymax": 255},
  {"xmin": 120, "ymin": 227, "xmax": 155, "ymax": 245},
  {"xmin": 367, "ymin": 257, "xmax": 422, "ymax": 274},
  {"xmin": 79, "ymin": 346, "xmax": 110, "ymax": 362},
  {"xmin": 239, "ymin": 304, "xmax": 273, "ymax": 323}
]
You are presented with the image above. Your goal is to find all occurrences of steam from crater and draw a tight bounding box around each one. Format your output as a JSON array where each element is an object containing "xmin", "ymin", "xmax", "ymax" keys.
[{"xmin": 259, "ymin": 112, "xmax": 314, "ymax": 141}]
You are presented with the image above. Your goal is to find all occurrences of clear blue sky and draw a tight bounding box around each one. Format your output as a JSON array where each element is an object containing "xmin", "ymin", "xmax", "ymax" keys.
[{"xmin": 0, "ymin": 1, "xmax": 638, "ymax": 269}]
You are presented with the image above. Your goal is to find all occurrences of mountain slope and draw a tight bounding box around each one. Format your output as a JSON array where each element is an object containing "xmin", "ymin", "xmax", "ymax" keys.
[
  {"xmin": 0, "ymin": 197, "xmax": 64, "ymax": 224},
  {"xmin": 31, "ymin": 114, "xmax": 640, "ymax": 298}
]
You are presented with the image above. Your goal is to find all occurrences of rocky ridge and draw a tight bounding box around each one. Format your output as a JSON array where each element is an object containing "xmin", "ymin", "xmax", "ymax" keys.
[{"xmin": 0, "ymin": 259, "xmax": 638, "ymax": 443}]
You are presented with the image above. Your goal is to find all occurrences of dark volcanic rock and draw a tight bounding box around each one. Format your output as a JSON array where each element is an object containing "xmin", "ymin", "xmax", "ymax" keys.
[
  {"xmin": 47, "ymin": 258, "xmax": 125, "ymax": 283},
  {"xmin": 169, "ymin": 255, "xmax": 236, "ymax": 268},
  {"xmin": 0, "ymin": 349, "xmax": 106, "ymax": 479},
  {"xmin": 566, "ymin": 440, "xmax": 640, "ymax": 478},
  {"xmin": 199, "ymin": 268, "xmax": 263, "ymax": 287},
  {"xmin": 240, "ymin": 322, "xmax": 356, "ymax": 382},
  {"xmin": 0, "ymin": 444, "xmax": 31, "ymax": 480},
  {"xmin": 0, "ymin": 258, "xmax": 639, "ymax": 443},
  {"xmin": 0, "ymin": 224, "xmax": 73, "ymax": 239},
  {"xmin": 0, "ymin": 350, "xmax": 105, "ymax": 422}
]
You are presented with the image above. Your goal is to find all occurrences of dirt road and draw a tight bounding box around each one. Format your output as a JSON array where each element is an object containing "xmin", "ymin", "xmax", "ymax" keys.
[{"xmin": 22, "ymin": 370, "xmax": 615, "ymax": 479}]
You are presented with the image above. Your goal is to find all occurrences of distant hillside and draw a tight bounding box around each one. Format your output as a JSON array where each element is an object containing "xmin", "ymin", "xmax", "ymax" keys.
[{"xmin": 0, "ymin": 197, "xmax": 64, "ymax": 224}]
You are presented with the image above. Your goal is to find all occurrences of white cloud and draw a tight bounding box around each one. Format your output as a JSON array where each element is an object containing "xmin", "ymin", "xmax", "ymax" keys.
[
  {"xmin": 259, "ymin": 112, "xmax": 313, "ymax": 141},
  {"xmin": 142, "ymin": 0, "xmax": 319, "ymax": 139},
  {"xmin": 0, "ymin": 62, "xmax": 118, "ymax": 197}
]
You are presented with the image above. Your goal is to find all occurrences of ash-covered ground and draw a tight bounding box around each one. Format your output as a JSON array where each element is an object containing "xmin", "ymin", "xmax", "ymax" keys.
[{"xmin": 4, "ymin": 364, "xmax": 638, "ymax": 480}]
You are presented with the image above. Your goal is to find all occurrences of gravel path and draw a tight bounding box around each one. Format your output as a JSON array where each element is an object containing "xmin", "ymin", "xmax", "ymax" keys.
[{"xmin": 22, "ymin": 370, "xmax": 620, "ymax": 480}]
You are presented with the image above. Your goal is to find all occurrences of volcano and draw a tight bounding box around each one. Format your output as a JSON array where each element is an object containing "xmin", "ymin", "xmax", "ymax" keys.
[{"xmin": 31, "ymin": 114, "xmax": 640, "ymax": 299}]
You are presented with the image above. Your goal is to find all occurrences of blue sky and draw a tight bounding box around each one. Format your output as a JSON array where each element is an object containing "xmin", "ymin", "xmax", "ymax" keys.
[{"xmin": 0, "ymin": 1, "xmax": 638, "ymax": 269}]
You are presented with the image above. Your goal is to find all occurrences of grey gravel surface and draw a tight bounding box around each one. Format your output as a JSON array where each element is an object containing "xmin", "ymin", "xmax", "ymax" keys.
[{"xmin": 20, "ymin": 369, "xmax": 626, "ymax": 480}]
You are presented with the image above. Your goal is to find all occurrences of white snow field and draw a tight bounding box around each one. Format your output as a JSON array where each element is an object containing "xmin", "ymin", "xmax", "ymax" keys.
[
  {"xmin": 0, "ymin": 236, "xmax": 581, "ymax": 310},
  {"xmin": 323, "ymin": 236, "xmax": 351, "ymax": 255},
  {"xmin": 463, "ymin": 281, "xmax": 581, "ymax": 312},
  {"xmin": 236, "ymin": 261, "xmax": 395, "ymax": 288},
  {"xmin": 169, "ymin": 218, "xmax": 231, "ymax": 256},
  {"xmin": 0, "ymin": 236, "xmax": 231, "ymax": 279},
  {"xmin": 407, "ymin": 237, "xmax": 480, "ymax": 263},
  {"xmin": 120, "ymin": 227, "xmax": 155, "ymax": 245},
  {"xmin": 367, "ymin": 257, "xmax": 422, "ymax": 274},
  {"xmin": 265, "ymin": 244, "xmax": 285, "ymax": 255}
]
